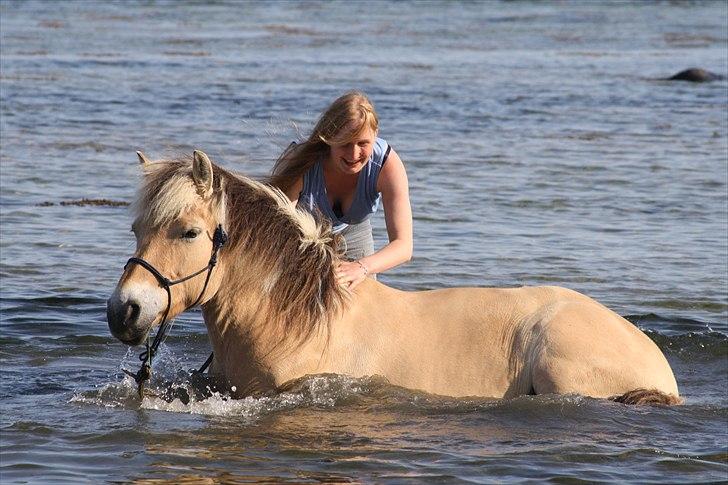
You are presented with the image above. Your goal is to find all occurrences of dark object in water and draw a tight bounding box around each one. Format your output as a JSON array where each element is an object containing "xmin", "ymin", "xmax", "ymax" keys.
[
  {"xmin": 38, "ymin": 198, "xmax": 129, "ymax": 207},
  {"xmin": 60, "ymin": 198, "xmax": 129, "ymax": 207},
  {"xmin": 667, "ymin": 68, "xmax": 725, "ymax": 83}
]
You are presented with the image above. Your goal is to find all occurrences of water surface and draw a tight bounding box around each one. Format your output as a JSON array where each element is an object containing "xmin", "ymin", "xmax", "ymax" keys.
[{"xmin": 1, "ymin": 1, "xmax": 727, "ymax": 483}]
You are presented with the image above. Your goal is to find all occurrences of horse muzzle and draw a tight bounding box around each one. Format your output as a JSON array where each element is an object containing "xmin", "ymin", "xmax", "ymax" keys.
[
  {"xmin": 107, "ymin": 298, "xmax": 145, "ymax": 345},
  {"xmin": 106, "ymin": 286, "xmax": 163, "ymax": 346}
]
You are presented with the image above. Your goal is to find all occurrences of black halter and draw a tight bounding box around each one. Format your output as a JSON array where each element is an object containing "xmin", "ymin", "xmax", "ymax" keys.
[{"xmin": 122, "ymin": 224, "xmax": 228, "ymax": 398}]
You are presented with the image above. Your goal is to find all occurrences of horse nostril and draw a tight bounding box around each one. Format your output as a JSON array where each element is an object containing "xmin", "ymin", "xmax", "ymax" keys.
[{"xmin": 125, "ymin": 302, "xmax": 141, "ymax": 326}]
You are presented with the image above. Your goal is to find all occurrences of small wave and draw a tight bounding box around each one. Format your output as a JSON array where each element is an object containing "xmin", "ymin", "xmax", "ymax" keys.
[
  {"xmin": 626, "ymin": 313, "xmax": 716, "ymax": 330},
  {"xmin": 72, "ymin": 363, "xmax": 383, "ymax": 420},
  {"xmin": 645, "ymin": 329, "xmax": 727, "ymax": 361},
  {"xmin": 162, "ymin": 51, "xmax": 210, "ymax": 58},
  {"xmin": 263, "ymin": 24, "xmax": 322, "ymax": 36},
  {"xmin": 71, "ymin": 366, "xmax": 622, "ymax": 422},
  {"xmin": 138, "ymin": 374, "xmax": 369, "ymax": 418},
  {"xmin": 2, "ymin": 294, "xmax": 100, "ymax": 308},
  {"xmin": 629, "ymin": 312, "xmax": 727, "ymax": 356},
  {"xmin": 72, "ymin": 328, "xmax": 725, "ymax": 420}
]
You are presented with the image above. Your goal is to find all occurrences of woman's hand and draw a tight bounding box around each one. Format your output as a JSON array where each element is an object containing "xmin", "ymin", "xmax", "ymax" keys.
[{"xmin": 336, "ymin": 260, "xmax": 369, "ymax": 290}]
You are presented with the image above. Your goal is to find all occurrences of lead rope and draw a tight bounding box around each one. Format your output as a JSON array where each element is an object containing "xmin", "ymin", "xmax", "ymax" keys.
[
  {"xmin": 123, "ymin": 225, "xmax": 227, "ymax": 398},
  {"xmin": 197, "ymin": 352, "xmax": 214, "ymax": 374}
]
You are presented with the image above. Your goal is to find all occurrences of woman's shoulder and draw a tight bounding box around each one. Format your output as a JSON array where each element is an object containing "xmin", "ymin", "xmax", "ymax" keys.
[{"xmin": 372, "ymin": 137, "xmax": 391, "ymax": 166}]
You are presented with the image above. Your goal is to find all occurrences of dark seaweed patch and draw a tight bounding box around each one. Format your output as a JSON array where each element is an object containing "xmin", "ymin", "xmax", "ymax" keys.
[{"xmin": 37, "ymin": 199, "xmax": 129, "ymax": 207}]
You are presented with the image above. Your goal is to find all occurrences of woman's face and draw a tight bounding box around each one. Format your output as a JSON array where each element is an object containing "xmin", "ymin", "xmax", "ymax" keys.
[{"xmin": 327, "ymin": 126, "xmax": 377, "ymax": 175}]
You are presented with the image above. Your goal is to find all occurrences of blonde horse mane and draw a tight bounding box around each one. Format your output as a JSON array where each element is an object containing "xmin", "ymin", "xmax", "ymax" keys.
[{"xmin": 132, "ymin": 156, "xmax": 348, "ymax": 345}]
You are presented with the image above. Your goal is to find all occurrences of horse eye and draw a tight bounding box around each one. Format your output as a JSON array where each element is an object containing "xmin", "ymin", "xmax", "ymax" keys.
[{"xmin": 183, "ymin": 229, "xmax": 200, "ymax": 240}]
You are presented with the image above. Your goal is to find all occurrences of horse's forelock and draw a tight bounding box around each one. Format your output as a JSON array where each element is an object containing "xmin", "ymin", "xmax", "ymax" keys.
[{"xmin": 133, "ymin": 159, "xmax": 226, "ymax": 229}]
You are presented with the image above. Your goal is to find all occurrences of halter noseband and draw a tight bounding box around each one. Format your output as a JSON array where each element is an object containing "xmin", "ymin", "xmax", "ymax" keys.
[{"xmin": 122, "ymin": 224, "xmax": 228, "ymax": 397}]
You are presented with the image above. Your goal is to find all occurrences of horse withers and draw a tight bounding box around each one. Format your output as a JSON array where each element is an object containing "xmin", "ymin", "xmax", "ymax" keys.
[{"xmin": 107, "ymin": 150, "xmax": 680, "ymax": 404}]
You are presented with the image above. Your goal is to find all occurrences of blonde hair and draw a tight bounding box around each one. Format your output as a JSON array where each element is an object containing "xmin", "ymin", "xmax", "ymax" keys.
[{"xmin": 268, "ymin": 91, "xmax": 379, "ymax": 192}]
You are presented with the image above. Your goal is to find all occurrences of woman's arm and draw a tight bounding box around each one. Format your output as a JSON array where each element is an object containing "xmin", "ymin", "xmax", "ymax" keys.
[{"xmin": 337, "ymin": 148, "xmax": 413, "ymax": 289}]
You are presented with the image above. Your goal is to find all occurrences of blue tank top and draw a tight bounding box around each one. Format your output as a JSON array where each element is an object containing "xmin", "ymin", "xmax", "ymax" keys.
[{"xmin": 298, "ymin": 137, "xmax": 391, "ymax": 233}]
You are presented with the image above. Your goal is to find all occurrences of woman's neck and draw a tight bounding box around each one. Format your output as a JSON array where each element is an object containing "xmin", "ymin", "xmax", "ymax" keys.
[{"xmin": 322, "ymin": 159, "xmax": 359, "ymax": 194}]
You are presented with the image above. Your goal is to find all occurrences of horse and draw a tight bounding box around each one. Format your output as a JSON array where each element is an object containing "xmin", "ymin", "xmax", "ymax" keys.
[{"xmin": 107, "ymin": 150, "xmax": 681, "ymax": 405}]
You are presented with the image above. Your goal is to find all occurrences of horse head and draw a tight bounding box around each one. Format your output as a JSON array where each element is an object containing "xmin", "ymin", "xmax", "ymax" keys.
[{"xmin": 107, "ymin": 150, "xmax": 227, "ymax": 346}]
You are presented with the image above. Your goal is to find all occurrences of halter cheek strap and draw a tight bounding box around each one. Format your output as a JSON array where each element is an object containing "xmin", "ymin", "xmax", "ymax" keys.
[{"xmin": 122, "ymin": 224, "xmax": 228, "ymax": 398}]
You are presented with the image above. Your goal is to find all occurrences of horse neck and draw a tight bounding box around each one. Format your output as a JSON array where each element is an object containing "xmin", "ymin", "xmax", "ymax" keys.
[
  {"xmin": 201, "ymin": 178, "xmax": 345, "ymax": 372},
  {"xmin": 203, "ymin": 250, "xmax": 330, "ymax": 363}
]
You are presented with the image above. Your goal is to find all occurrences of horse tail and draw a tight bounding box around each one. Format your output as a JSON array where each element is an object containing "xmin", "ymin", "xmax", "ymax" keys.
[{"xmin": 611, "ymin": 388, "xmax": 683, "ymax": 406}]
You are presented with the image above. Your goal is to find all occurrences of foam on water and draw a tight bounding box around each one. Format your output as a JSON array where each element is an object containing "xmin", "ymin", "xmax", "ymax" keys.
[{"xmin": 72, "ymin": 344, "xmax": 379, "ymax": 419}]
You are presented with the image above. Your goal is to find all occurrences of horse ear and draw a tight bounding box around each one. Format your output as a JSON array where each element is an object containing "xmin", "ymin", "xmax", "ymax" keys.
[
  {"xmin": 192, "ymin": 150, "xmax": 214, "ymax": 197},
  {"xmin": 136, "ymin": 151, "xmax": 152, "ymax": 165}
]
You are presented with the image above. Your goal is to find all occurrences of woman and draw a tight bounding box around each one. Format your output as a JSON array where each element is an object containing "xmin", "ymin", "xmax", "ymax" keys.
[{"xmin": 269, "ymin": 91, "xmax": 412, "ymax": 290}]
